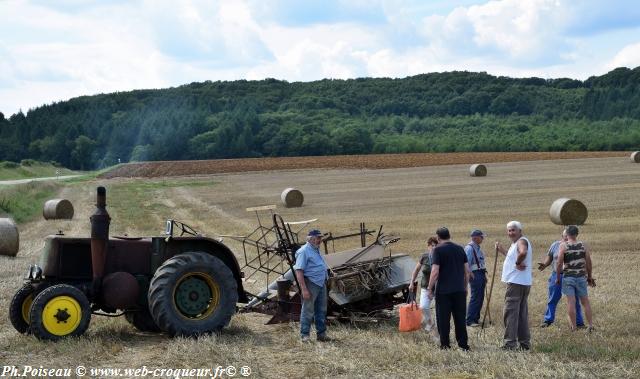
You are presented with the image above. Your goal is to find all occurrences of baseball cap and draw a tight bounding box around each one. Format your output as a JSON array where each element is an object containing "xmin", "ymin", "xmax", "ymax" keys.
[
  {"xmin": 470, "ymin": 229, "xmax": 486, "ymax": 237},
  {"xmin": 308, "ymin": 229, "xmax": 323, "ymax": 237}
]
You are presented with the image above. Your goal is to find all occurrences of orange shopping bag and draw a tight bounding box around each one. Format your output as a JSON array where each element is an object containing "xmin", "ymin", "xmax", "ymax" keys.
[{"xmin": 398, "ymin": 293, "xmax": 422, "ymax": 332}]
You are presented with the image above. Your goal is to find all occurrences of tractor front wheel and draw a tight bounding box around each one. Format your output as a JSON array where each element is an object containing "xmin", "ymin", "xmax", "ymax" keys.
[
  {"xmin": 148, "ymin": 252, "xmax": 238, "ymax": 337},
  {"xmin": 9, "ymin": 284, "xmax": 35, "ymax": 334},
  {"xmin": 29, "ymin": 284, "xmax": 91, "ymax": 341}
]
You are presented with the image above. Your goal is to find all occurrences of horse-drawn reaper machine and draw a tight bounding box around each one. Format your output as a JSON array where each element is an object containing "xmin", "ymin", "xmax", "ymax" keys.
[{"xmin": 229, "ymin": 205, "xmax": 416, "ymax": 324}]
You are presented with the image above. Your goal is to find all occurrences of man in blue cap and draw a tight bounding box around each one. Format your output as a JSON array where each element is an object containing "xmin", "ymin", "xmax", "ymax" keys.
[
  {"xmin": 465, "ymin": 229, "xmax": 487, "ymax": 327},
  {"xmin": 294, "ymin": 229, "xmax": 330, "ymax": 342}
]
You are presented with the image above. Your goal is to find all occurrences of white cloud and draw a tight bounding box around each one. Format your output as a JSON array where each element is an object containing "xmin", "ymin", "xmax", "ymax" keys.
[
  {"xmin": 420, "ymin": 0, "xmax": 571, "ymax": 64},
  {"xmin": 1, "ymin": 0, "xmax": 639, "ymax": 116},
  {"xmin": 607, "ymin": 42, "xmax": 640, "ymax": 70},
  {"xmin": 0, "ymin": 0, "xmax": 274, "ymax": 114},
  {"xmin": 245, "ymin": 22, "xmax": 383, "ymax": 80}
]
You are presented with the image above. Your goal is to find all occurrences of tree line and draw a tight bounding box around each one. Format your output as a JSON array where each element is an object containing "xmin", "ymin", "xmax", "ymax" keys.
[{"xmin": 1, "ymin": 67, "xmax": 639, "ymax": 169}]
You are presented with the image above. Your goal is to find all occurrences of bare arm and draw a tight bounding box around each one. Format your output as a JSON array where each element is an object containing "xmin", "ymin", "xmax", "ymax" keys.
[
  {"xmin": 495, "ymin": 241, "xmax": 507, "ymax": 256},
  {"xmin": 427, "ymin": 264, "xmax": 439, "ymax": 300},
  {"xmin": 295, "ymin": 269, "xmax": 311, "ymax": 300},
  {"xmin": 515, "ymin": 239, "xmax": 528, "ymax": 270},
  {"xmin": 428, "ymin": 264, "xmax": 439, "ymax": 290},
  {"xmin": 409, "ymin": 262, "xmax": 421, "ymax": 291},
  {"xmin": 538, "ymin": 254, "xmax": 552, "ymax": 271},
  {"xmin": 585, "ymin": 243, "xmax": 595, "ymax": 287},
  {"xmin": 555, "ymin": 243, "xmax": 565, "ymax": 283}
]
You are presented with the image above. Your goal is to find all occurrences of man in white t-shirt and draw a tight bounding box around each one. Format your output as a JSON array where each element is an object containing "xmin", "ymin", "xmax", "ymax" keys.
[{"xmin": 495, "ymin": 220, "xmax": 532, "ymax": 351}]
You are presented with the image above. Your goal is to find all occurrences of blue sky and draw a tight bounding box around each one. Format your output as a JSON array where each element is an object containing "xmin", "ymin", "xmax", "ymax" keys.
[{"xmin": 1, "ymin": 0, "xmax": 639, "ymax": 116}]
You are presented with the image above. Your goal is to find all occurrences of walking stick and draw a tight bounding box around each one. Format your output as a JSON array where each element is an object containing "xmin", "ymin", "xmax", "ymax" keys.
[
  {"xmin": 481, "ymin": 245, "xmax": 499, "ymax": 329},
  {"xmin": 484, "ymin": 278, "xmax": 492, "ymax": 324}
]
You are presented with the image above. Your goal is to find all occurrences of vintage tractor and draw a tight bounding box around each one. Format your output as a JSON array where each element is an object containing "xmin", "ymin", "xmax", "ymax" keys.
[{"xmin": 9, "ymin": 187, "xmax": 247, "ymax": 341}]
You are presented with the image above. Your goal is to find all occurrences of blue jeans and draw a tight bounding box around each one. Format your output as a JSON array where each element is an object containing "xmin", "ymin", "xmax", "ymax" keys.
[
  {"xmin": 544, "ymin": 271, "xmax": 584, "ymax": 325},
  {"xmin": 300, "ymin": 278, "xmax": 327, "ymax": 337},
  {"xmin": 466, "ymin": 269, "xmax": 486, "ymax": 325},
  {"xmin": 562, "ymin": 276, "xmax": 588, "ymax": 298}
]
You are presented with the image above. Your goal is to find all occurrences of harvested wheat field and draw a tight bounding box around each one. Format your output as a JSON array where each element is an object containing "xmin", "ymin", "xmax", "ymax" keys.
[{"xmin": 2, "ymin": 155, "xmax": 640, "ymax": 378}]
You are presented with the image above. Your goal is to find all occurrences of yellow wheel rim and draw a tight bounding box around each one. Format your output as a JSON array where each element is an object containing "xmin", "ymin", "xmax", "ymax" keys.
[
  {"xmin": 173, "ymin": 272, "xmax": 220, "ymax": 320},
  {"xmin": 21, "ymin": 294, "xmax": 34, "ymax": 324},
  {"xmin": 42, "ymin": 296, "xmax": 82, "ymax": 336}
]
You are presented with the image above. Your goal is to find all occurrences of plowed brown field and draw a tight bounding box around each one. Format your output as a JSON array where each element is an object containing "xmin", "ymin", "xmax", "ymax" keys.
[{"xmin": 100, "ymin": 151, "xmax": 627, "ymax": 178}]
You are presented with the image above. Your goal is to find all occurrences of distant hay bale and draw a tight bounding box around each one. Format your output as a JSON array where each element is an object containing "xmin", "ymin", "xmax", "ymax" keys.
[
  {"xmin": 43, "ymin": 199, "xmax": 74, "ymax": 220},
  {"xmin": 281, "ymin": 188, "xmax": 304, "ymax": 208},
  {"xmin": 469, "ymin": 164, "xmax": 487, "ymax": 177},
  {"xmin": 0, "ymin": 218, "xmax": 19, "ymax": 257},
  {"xmin": 549, "ymin": 198, "xmax": 588, "ymax": 225},
  {"xmin": 631, "ymin": 151, "xmax": 640, "ymax": 163}
]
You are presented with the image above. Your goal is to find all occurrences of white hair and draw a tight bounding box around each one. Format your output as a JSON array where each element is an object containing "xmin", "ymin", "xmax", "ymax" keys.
[{"xmin": 507, "ymin": 220, "xmax": 523, "ymax": 231}]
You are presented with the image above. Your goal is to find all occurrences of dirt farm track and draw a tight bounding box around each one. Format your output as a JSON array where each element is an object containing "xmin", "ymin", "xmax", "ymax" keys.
[
  {"xmin": 2, "ymin": 152, "xmax": 640, "ymax": 378},
  {"xmin": 99, "ymin": 151, "xmax": 626, "ymax": 178}
]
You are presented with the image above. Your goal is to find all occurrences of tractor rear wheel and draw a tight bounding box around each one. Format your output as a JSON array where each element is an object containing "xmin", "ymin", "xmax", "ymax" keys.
[
  {"xmin": 9, "ymin": 284, "xmax": 35, "ymax": 334},
  {"xmin": 125, "ymin": 307, "xmax": 161, "ymax": 332},
  {"xmin": 148, "ymin": 252, "xmax": 238, "ymax": 337},
  {"xmin": 29, "ymin": 284, "xmax": 91, "ymax": 341}
]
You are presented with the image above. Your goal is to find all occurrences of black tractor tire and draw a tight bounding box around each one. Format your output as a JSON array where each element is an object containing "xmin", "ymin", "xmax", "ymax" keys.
[
  {"xmin": 125, "ymin": 307, "xmax": 161, "ymax": 332},
  {"xmin": 29, "ymin": 284, "xmax": 92, "ymax": 341},
  {"xmin": 148, "ymin": 252, "xmax": 238, "ymax": 337},
  {"xmin": 9, "ymin": 284, "xmax": 35, "ymax": 334}
]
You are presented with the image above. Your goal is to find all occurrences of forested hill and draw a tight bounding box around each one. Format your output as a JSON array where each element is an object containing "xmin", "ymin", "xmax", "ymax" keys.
[{"xmin": 1, "ymin": 67, "xmax": 639, "ymax": 170}]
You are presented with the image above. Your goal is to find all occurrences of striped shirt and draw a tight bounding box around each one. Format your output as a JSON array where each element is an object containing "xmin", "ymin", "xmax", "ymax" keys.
[{"xmin": 563, "ymin": 241, "xmax": 586, "ymax": 278}]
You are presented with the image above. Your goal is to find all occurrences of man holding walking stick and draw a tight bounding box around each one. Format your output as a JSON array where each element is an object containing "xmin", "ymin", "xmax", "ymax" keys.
[{"xmin": 495, "ymin": 221, "xmax": 533, "ymax": 351}]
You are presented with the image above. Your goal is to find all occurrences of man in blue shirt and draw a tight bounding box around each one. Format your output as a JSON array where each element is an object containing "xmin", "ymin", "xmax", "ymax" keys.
[
  {"xmin": 294, "ymin": 229, "xmax": 330, "ymax": 342},
  {"xmin": 465, "ymin": 229, "xmax": 487, "ymax": 327}
]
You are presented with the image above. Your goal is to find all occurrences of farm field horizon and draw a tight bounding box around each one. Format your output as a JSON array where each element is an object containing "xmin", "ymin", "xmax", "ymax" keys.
[
  {"xmin": 1, "ymin": 155, "xmax": 639, "ymax": 378},
  {"xmin": 99, "ymin": 151, "xmax": 628, "ymax": 178}
]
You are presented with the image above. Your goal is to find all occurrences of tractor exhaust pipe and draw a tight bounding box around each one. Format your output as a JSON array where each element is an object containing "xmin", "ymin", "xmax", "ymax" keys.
[{"xmin": 90, "ymin": 186, "xmax": 110, "ymax": 295}]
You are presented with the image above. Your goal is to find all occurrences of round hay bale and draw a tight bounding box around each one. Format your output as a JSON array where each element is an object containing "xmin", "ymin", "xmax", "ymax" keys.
[
  {"xmin": 469, "ymin": 164, "xmax": 487, "ymax": 177},
  {"xmin": 281, "ymin": 188, "xmax": 304, "ymax": 208},
  {"xmin": 631, "ymin": 151, "xmax": 640, "ymax": 163},
  {"xmin": 43, "ymin": 199, "xmax": 74, "ymax": 220},
  {"xmin": 0, "ymin": 218, "xmax": 19, "ymax": 257},
  {"xmin": 549, "ymin": 198, "xmax": 588, "ymax": 225}
]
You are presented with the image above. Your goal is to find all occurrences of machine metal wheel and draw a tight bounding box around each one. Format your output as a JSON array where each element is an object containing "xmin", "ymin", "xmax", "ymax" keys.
[
  {"xmin": 148, "ymin": 252, "xmax": 238, "ymax": 337},
  {"xmin": 9, "ymin": 284, "xmax": 35, "ymax": 334},
  {"xmin": 125, "ymin": 307, "xmax": 161, "ymax": 332},
  {"xmin": 29, "ymin": 284, "xmax": 91, "ymax": 341}
]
